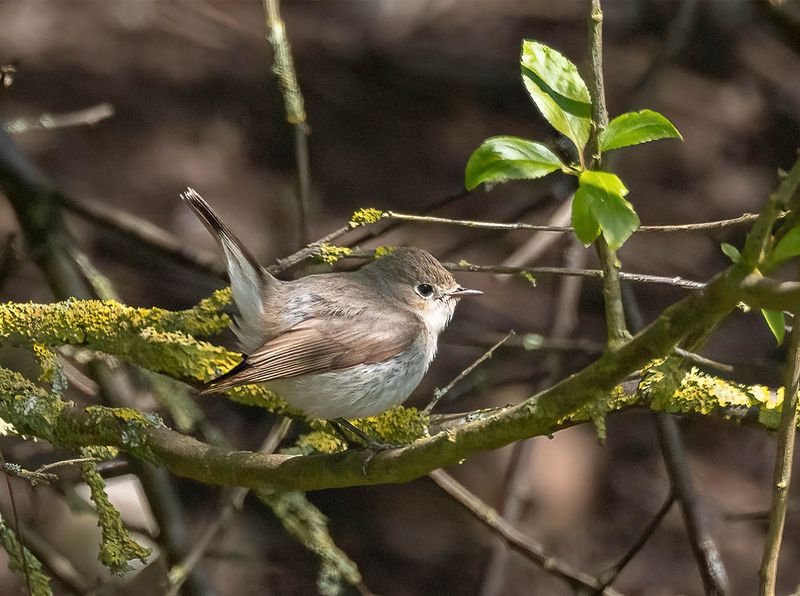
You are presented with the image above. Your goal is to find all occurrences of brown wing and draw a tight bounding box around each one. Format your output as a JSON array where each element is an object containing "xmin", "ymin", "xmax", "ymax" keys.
[{"xmin": 202, "ymin": 312, "xmax": 422, "ymax": 393}]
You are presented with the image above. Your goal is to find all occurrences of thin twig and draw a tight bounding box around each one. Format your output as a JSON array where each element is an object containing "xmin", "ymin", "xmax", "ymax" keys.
[
  {"xmin": 428, "ymin": 470, "xmax": 623, "ymax": 596},
  {"xmin": 60, "ymin": 192, "xmax": 226, "ymax": 277},
  {"xmin": 673, "ymin": 347, "xmax": 734, "ymax": 374},
  {"xmin": 657, "ymin": 415, "xmax": 730, "ymax": 595},
  {"xmin": 424, "ymin": 330, "xmax": 515, "ymax": 414},
  {"xmin": 383, "ymin": 210, "xmax": 761, "ymax": 234},
  {"xmin": 166, "ymin": 418, "xmax": 292, "ymax": 596},
  {"xmin": 594, "ymin": 491, "xmax": 676, "ymax": 594},
  {"xmin": 0, "ymin": 449, "xmax": 32, "ymax": 596},
  {"xmin": 334, "ymin": 249, "xmax": 707, "ymax": 289},
  {"xmin": 759, "ymin": 310, "xmax": 800, "ymax": 594},
  {"xmin": 3, "ymin": 103, "xmax": 114, "ymax": 135},
  {"xmin": 263, "ymin": 0, "xmax": 311, "ymax": 248},
  {"xmin": 626, "ymin": 263, "xmax": 730, "ymax": 595},
  {"xmin": 443, "ymin": 261, "xmax": 705, "ymax": 289}
]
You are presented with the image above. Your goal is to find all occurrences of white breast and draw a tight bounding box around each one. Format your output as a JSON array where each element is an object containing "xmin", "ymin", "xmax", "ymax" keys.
[{"xmin": 266, "ymin": 335, "xmax": 437, "ymax": 419}]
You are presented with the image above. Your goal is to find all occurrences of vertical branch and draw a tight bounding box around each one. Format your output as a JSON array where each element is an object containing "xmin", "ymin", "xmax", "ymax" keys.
[
  {"xmin": 759, "ymin": 311, "xmax": 800, "ymax": 595},
  {"xmin": 263, "ymin": 0, "xmax": 311, "ymax": 247},
  {"xmin": 587, "ymin": 0, "xmax": 629, "ymax": 348},
  {"xmin": 657, "ymin": 415, "xmax": 730, "ymax": 595},
  {"xmin": 588, "ymin": 5, "xmax": 727, "ymax": 591},
  {"xmin": 626, "ymin": 281, "xmax": 730, "ymax": 595}
]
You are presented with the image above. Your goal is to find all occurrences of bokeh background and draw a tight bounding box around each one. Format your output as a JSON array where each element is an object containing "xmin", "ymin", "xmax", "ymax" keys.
[{"xmin": 1, "ymin": 1, "xmax": 800, "ymax": 594}]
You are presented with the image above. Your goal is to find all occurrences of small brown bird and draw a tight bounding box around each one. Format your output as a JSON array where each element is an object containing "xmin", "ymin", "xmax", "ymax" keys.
[{"xmin": 182, "ymin": 188, "xmax": 481, "ymax": 428}]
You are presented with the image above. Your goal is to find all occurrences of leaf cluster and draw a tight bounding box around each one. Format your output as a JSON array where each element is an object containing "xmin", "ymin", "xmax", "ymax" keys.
[{"xmin": 465, "ymin": 40, "xmax": 681, "ymax": 250}]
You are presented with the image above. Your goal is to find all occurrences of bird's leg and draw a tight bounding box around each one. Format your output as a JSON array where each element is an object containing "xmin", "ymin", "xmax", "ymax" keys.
[{"xmin": 331, "ymin": 419, "xmax": 404, "ymax": 451}]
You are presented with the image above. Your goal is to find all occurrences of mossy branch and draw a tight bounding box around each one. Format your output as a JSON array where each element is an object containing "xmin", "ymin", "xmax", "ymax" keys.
[
  {"xmin": 0, "ymin": 289, "xmax": 286, "ymax": 413},
  {"xmin": 79, "ymin": 447, "xmax": 152, "ymax": 574},
  {"xmin": 0, "ymin": 342, "xmax": 793, "ymax": 493},
  {"xmin": 0, "ymin": 157, "xmax": 799, "ymax": 494}
]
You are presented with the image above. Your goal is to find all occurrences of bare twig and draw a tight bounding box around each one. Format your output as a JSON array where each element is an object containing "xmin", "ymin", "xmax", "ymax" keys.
[
  {"xmin": 594, "ymin": 491, "xmax": 676, "ymax": 594},
  {"xmin": 424, "ymin": 330, "xmax": 515, "ymax": 414},
  {"xmin": 673, "ymin": 347, "xmax": 734, "ymax": 374},
  {"xmin": 429, "ymin": 470, "xmax": 623, "ymax": 595},
  {"xmin": 3, "ymin": 103, "xmax": 114, "ymax": 135},
  {"xmin": 332, "ymin": 248, "xmax": 706, "ymax": 289},
  {"xmin": 60, "ymin": 193, "xmax": 226, "ymax": 277},
  {"xmin": 383, "ymin": 210, "xmax": 761, "ymax": 234},
  {"xmin": 759, "ymin": 310, "xmax": 800, "ymax": 594},
  {"xmin": 443, "ymin": 260, "xmax": 705, "ymax": 289},
  {"xmin": 263, "ymin": 0, "xmax": 311, "ymax": 247},
  {"xmin": 500, "ymin": 196, "xmax": 573, "ymax": 272},
  {"xmin": 657, "ymin": 415, "xmax": 730, "ymax": 595},
  {"xmin": 625, "ymin": 258, "xmax": 730, "ymax": 595},
  {"xmin": 166, "ymin": 418, "xmax": 292, "ymax": 596}
]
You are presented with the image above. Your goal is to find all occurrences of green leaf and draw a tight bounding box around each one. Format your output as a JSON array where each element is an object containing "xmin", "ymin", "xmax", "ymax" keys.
[
  {"xmin": 520, "ymin": 40, "xmax": 592, "ymax": 154},
  {"xmin": 577, "ymin": 170, "xmax": 640, "ymax": 249},
  {"xmin": 599, "ymin": 109, "xmax": 683, "ymax": 152},
  {"xmin": 720, "ymin": 243, "xmax": 742, "ymax": 263},
  {"xmin": 771, "ymin": 226, "xmax": 800, "ymax": 265},
  {"xmin": 572, "ymin": 185, "xmax": 601, "ymax": 246},
  {"xmin": 465, "ymin": 136, "xmax": 564, "ymax": 190},
  {"xmin": 761, "ymin": 309, "xmax": 786, "ymax": 345}
]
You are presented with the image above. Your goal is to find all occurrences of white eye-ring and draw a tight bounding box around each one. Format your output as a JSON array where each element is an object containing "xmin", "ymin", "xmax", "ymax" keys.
[{"xmin": 415, "ymin": 283, "xmax": 435, "ymax": 299}]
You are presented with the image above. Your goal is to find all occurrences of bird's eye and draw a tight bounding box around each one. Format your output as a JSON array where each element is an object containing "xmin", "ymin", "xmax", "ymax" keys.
[{"xmin": 415, "ymin": 283, "xmax": 435, "ymax": 299}]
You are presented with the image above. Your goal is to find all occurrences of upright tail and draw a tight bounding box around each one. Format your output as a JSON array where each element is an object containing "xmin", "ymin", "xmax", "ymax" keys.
[{"xmin": 181, "ymin": 188, "xmax": 274, "ymax": 353}]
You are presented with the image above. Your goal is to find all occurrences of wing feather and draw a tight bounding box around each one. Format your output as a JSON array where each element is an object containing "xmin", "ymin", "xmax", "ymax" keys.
[{"xmin": 203, "ymin": 313, "xmax": 422, "ymax": 393}]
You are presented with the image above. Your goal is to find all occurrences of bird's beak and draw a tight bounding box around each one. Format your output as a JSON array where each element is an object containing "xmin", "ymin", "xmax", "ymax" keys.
[{"xmin": 448, "ymin": 287, "xmax": 483, "ymax": 297}]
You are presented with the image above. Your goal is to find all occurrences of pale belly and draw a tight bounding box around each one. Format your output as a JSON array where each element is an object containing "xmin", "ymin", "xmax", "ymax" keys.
[{"xmin": 265, "ymin": 345, "xmax": 432, "ymax": 419}]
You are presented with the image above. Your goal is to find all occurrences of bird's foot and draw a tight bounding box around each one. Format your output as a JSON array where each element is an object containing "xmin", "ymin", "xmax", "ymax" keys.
[{"xmin": 329, "ymin": 419, "xmax": 406, "ymax": 451}]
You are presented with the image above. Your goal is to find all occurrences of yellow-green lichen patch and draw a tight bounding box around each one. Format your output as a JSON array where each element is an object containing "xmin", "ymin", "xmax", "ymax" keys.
[
  {"xmin": 222, "ymin": 385, "xmax": 287, "ymax": 413},
  {"xmin": 293, "ymin": 429, "xmax": 348, "ymax": 455},
  {"xmin": 32, "ymin": 343, "xmax": 60, "ymax": 386},
  {"xmin": 0, "ymin": 367, "xmax": 70, "ymax": 443},
  {"xmin": 0, "ymin": 296, "xmax": 237, "ymax": 385},
  {"xmin": 348, "ymin": 208, "xmax": 384, "ymax": 228},
  {"xmin": 80, "ymin": 448, "xmax": 151, "ymax": 574},
  {"xmin": 373, "ymin": 245, "xmax": 397, "ymax": 259},
  {"xmin": 519, "ymin": 271, "xmax": 537, "ymax": 287},
  {"xmin": 315, "ymin": 244, "xmax": 353, "ymax": 265},
  {"xmin": 349, "ymin": 406, "xmax": 429, "ymax": 445}
]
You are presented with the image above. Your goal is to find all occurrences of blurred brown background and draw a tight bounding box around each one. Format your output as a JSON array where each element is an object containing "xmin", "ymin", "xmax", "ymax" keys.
[{"xmin": 1, "ymin": 0, "xmax": 800, "ymax": 594}]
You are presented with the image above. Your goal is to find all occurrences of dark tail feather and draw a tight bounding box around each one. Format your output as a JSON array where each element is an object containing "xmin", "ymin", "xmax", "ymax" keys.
[
  {"xmin": 180, "ymin": 188, "xmax": 273, "ymax": 353},
  {"xmin": 180, "ymin": 187, "xmax": 263, "ymax": 276}
]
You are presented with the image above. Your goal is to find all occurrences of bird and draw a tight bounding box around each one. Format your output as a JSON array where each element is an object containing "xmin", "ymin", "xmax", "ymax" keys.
[{"xmin": 181, "ymin": 188, "xmax": 481, "ymax": 443}]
